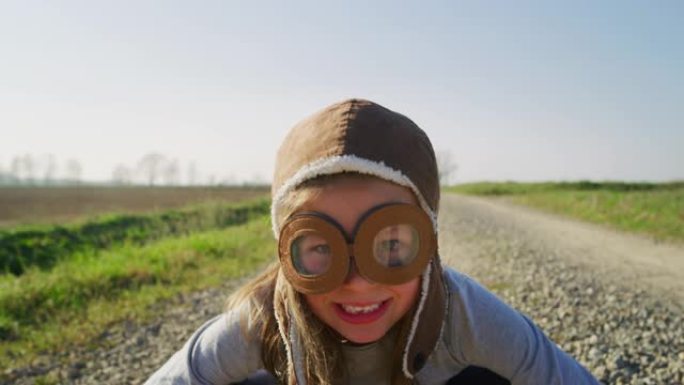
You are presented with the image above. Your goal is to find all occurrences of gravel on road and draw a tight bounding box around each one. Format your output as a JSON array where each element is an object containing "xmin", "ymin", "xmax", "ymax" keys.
[{"xmin": 439, "ymin": 194, "xmax": 684, "ymax": 385}]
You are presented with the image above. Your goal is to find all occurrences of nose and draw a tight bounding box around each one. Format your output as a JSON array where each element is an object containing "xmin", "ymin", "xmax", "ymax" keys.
[{"xmin": 343, "ymin": 257, "xmax": 376, "ymax": 290}]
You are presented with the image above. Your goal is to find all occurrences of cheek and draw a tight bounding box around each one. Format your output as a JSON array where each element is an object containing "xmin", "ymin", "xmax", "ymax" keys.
[
  {"xmin": 393, "ymin": 278, "xmax": 421, "ymax": 314},
  {"xmin": 303, "ymin": 293, "xmax": 328, "ymax": 319}
]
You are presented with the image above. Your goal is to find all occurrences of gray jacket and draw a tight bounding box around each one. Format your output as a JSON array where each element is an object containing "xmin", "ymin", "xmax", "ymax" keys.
[{"xmin": 145, "ymin": 267, "xmax": 600, "ymax": 384}]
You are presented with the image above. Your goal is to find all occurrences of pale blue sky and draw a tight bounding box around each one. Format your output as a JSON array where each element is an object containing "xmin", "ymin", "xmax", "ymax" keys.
[{"xmin": 1, "ymin": 1, "xmax": 682, "ymax": 183}]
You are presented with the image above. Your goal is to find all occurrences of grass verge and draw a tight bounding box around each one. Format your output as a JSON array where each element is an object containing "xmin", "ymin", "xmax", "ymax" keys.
[
  {"xmin": 0, "ymin": 198, "xmax": 270, "ymax": 275},
  {"xmin": 0, "ymin": 213, "xmax": 275, "ymax": 371},
  {"xmin": 446, "ymin": 181, "xmax": 684, "ymax": 243}
]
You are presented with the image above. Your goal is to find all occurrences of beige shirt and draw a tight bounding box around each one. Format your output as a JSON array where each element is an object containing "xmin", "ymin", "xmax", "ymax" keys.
[{"xmin": 341, "ymin": 329, "xmax": 396, "ymax": 384}]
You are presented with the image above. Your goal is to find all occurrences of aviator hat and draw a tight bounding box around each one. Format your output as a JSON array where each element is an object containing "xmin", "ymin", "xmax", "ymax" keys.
[{"xmin": 271, "ymin": 98, "xmax": 447, "ymax": 384}]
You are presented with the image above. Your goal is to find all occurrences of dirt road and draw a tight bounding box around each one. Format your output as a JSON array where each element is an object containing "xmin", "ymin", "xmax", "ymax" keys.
[
  {"xmin": 439, "ymin": 194, "xmax": 684, "ymax": 308},
  {"xmin": 439, "ymin": 193, "xmax": 683, "ymax": 384}
]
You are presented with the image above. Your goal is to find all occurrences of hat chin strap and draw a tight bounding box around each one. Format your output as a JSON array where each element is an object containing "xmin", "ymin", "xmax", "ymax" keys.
[
  {"xmin": 273, "ymin": 270, "xmax": 303, "ymax": 385},
  {"xmin": 401, "ymin": 261, "xmax": 432, "ymax": 378},
  {"xmin": 398, "ymin": 259, "xmax": 447, "ymax": 381}
]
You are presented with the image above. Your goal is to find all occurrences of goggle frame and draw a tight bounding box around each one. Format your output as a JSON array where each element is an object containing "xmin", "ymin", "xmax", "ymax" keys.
[{"xmin": 278, "ymin": 202, "xmax": 436, "ymax": 294}]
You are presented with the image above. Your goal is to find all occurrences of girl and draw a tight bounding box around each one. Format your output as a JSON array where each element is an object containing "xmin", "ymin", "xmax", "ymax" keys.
[{"xmin": 146, "ymin": 99, "xmax": 600, "ymax": 385}]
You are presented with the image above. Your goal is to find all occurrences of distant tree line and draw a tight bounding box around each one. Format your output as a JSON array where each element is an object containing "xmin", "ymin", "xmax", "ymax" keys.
[
  {"xmin": 0, "ymin": 154, "xmax": 83, "ymax": 186},
  {"xmin": 112, "ymin": 153, "xmax": 267, "ymax": 186},
  {"xmin": 0, "ymin": 153, "xmax": 266, "ymax": 187},
  {"xmin": 112, "ymin": 153, "xmax": 183, "ymax": 186},
  {"xmin": 2, "ymin": 150, "xmax": 454, "ymax": 187}
]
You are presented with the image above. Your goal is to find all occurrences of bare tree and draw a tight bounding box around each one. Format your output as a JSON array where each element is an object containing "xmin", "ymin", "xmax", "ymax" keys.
[
  {"xmin": 42, "ymin": 154, "xmax": 58, "ymax": 185},
  {"xmin": 436, "ymin": 149, "xmax": 458, "ymax": 186},
  {"xmin": 0, "ymin": 160, "xmax": 6, "ymax": 185},
  {"xmin": 6, "ymin": 154, "xmax": 60, "ymax": 185},
  {"xmin": 137, "ymin": 153, "xmax": 166, "ymax": 186},
  {"xmin": 247, "ymin": 173, "xmax": 266, "ymax": 187},
  {"xmin": 162, "ymin": 158, "xmax": 180, "ymax": 186},
  {"xmin": 65, "ymin": 158, "xmax": 83, "ymax": 184},
  {"xmin": 220, "ymin": 174, "xmax": 237, "ymax": 186},
  {"xmin": 186, "ymin": 161, "xmax": 198, "ymax": 186},
  {"xmin": 10, "ymin": 156, "xmax": 23, "ymax": 184},
  {"xmin": 111, "ymin": 164, "xmax": 133, "ymax": 185},
  {"xmin": 9, "ymin": 155, "xmax": 37, "ymax": 184},
  {"xmin": 22, "ymin": 154, "xmax": 36, "ymax": 184}
]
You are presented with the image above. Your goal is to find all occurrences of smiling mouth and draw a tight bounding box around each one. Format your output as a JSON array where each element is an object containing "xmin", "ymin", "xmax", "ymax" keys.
[
  {"xmin": 334, "ymin": 300, "xmax": 390, "ymax": 324},
  {"xmin": 341, "ymin": 303, "xmax": 381, "ymax": 314}
]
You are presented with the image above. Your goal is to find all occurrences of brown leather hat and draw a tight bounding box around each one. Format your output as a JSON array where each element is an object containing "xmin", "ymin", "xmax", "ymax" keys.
[
  {"xmin": 271, "ymin": 99, "xmax": 447, "ymax": 382},
  {"xmin": 271, "ymin": 99, "xmax": 440, "ymax": 236}
]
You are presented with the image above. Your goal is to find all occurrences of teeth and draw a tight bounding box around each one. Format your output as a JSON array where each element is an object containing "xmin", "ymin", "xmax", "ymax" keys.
[{"xmin": 341, "ymin": 303, "xmax": 381, "ymax": 314}]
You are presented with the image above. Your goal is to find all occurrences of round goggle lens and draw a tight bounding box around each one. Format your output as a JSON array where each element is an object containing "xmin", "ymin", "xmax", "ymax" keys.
[
  {"xmin": 372, "ymin": 224, "xmax": 420, "ymax": 268},
  {"xmin": 290, "ymin": 233, "xmax": 332, "ymax": 276}
]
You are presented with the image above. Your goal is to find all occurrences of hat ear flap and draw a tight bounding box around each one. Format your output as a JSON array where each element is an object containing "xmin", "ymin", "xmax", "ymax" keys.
[
  {"xmin": 273, "ymin": 270, "xmax": 299, "ymax": 385},
  {"xmin": 392, "ymin": 258, "xmax": 447, "ymax": 383}
]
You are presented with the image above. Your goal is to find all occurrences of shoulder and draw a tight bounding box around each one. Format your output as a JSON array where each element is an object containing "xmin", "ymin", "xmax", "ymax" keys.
[
  {"xmin": 144, "ymin": 307, "xmax": 265, "ymax": 384},
  {"xmin": 437, "ymin": 266, "xmax": 530, "ymax": 360},
  {"xmin": 441, "ymin": 266, "xmax": 487, "ymax": 298},
  {"xmin": 190, "ymin": 303, "xmax": 264, "ymax": 368},
  {"xmin": 415, "ymin": 268, "xmax": 491, "ymax": 382},
  {"xmin": 440, "ymin": 265, "xmax": 520, "ymax": 324},
  {"xmin": 441, "ymin": 265, "xmax": 468, "ymax": 287}
]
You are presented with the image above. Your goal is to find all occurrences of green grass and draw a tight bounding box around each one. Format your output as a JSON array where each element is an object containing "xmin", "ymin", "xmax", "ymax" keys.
[
  {"xmin": 0, "ymin": 198, "xmax": 270, "ymax": 275},
  {"xmin": 0, "ymin": 213, "xmax": 276, "ymax": 371},
  {"xmin": 446, "ymin": 181, "xmax": 683, "ymax": 195},
  {"xmin": 446, "ymin": 181, "xmax": 684, "ymax": 243}
]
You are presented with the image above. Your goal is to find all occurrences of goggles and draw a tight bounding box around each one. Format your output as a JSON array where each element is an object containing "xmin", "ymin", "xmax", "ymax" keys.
[{"xmin": 278, "ymin": 203, "xmax": 436, "ymax": 294}]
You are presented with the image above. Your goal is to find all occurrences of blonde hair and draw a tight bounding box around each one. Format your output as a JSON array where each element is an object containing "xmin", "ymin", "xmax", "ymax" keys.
[{"xmin": 227, "ymin": 173, "xmax": 415, "ymax": 384}]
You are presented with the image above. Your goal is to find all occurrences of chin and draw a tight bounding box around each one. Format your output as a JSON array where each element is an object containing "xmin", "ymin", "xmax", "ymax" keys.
[{"xmin": 340, "ymin": 328, "xmax": 386, "ymax": 344}]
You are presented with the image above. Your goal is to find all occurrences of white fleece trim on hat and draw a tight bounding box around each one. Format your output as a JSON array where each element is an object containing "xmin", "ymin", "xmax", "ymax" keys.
[
  {"xmin": 273, "ymin": 276, "xmax": 296, "ymax": 383},
  {"xmin": 290, "ymin": 321, "xmax": 308, "ymax": 385},
  {"xmin": 271, "ymin": 154, "xmax": 438, "ymax": 238},
  {"xmin": 402, "ymin": 261, "xmax": 432, "ymax": 379}
]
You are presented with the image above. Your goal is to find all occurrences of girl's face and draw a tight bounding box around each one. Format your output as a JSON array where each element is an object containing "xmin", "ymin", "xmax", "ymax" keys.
[{"xmin": 297, "ymin": 177, "xmax": 421, "ymax": 344}]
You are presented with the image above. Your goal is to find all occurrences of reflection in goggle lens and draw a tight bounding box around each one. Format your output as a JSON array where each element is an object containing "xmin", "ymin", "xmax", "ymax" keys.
[
  {"xmin": 291, "ymin": 233, "xmax": 332, "ymax": 276},
  {"xmin": 372, "ymin": 224, "xmax": 420, "ymax": 268}
]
